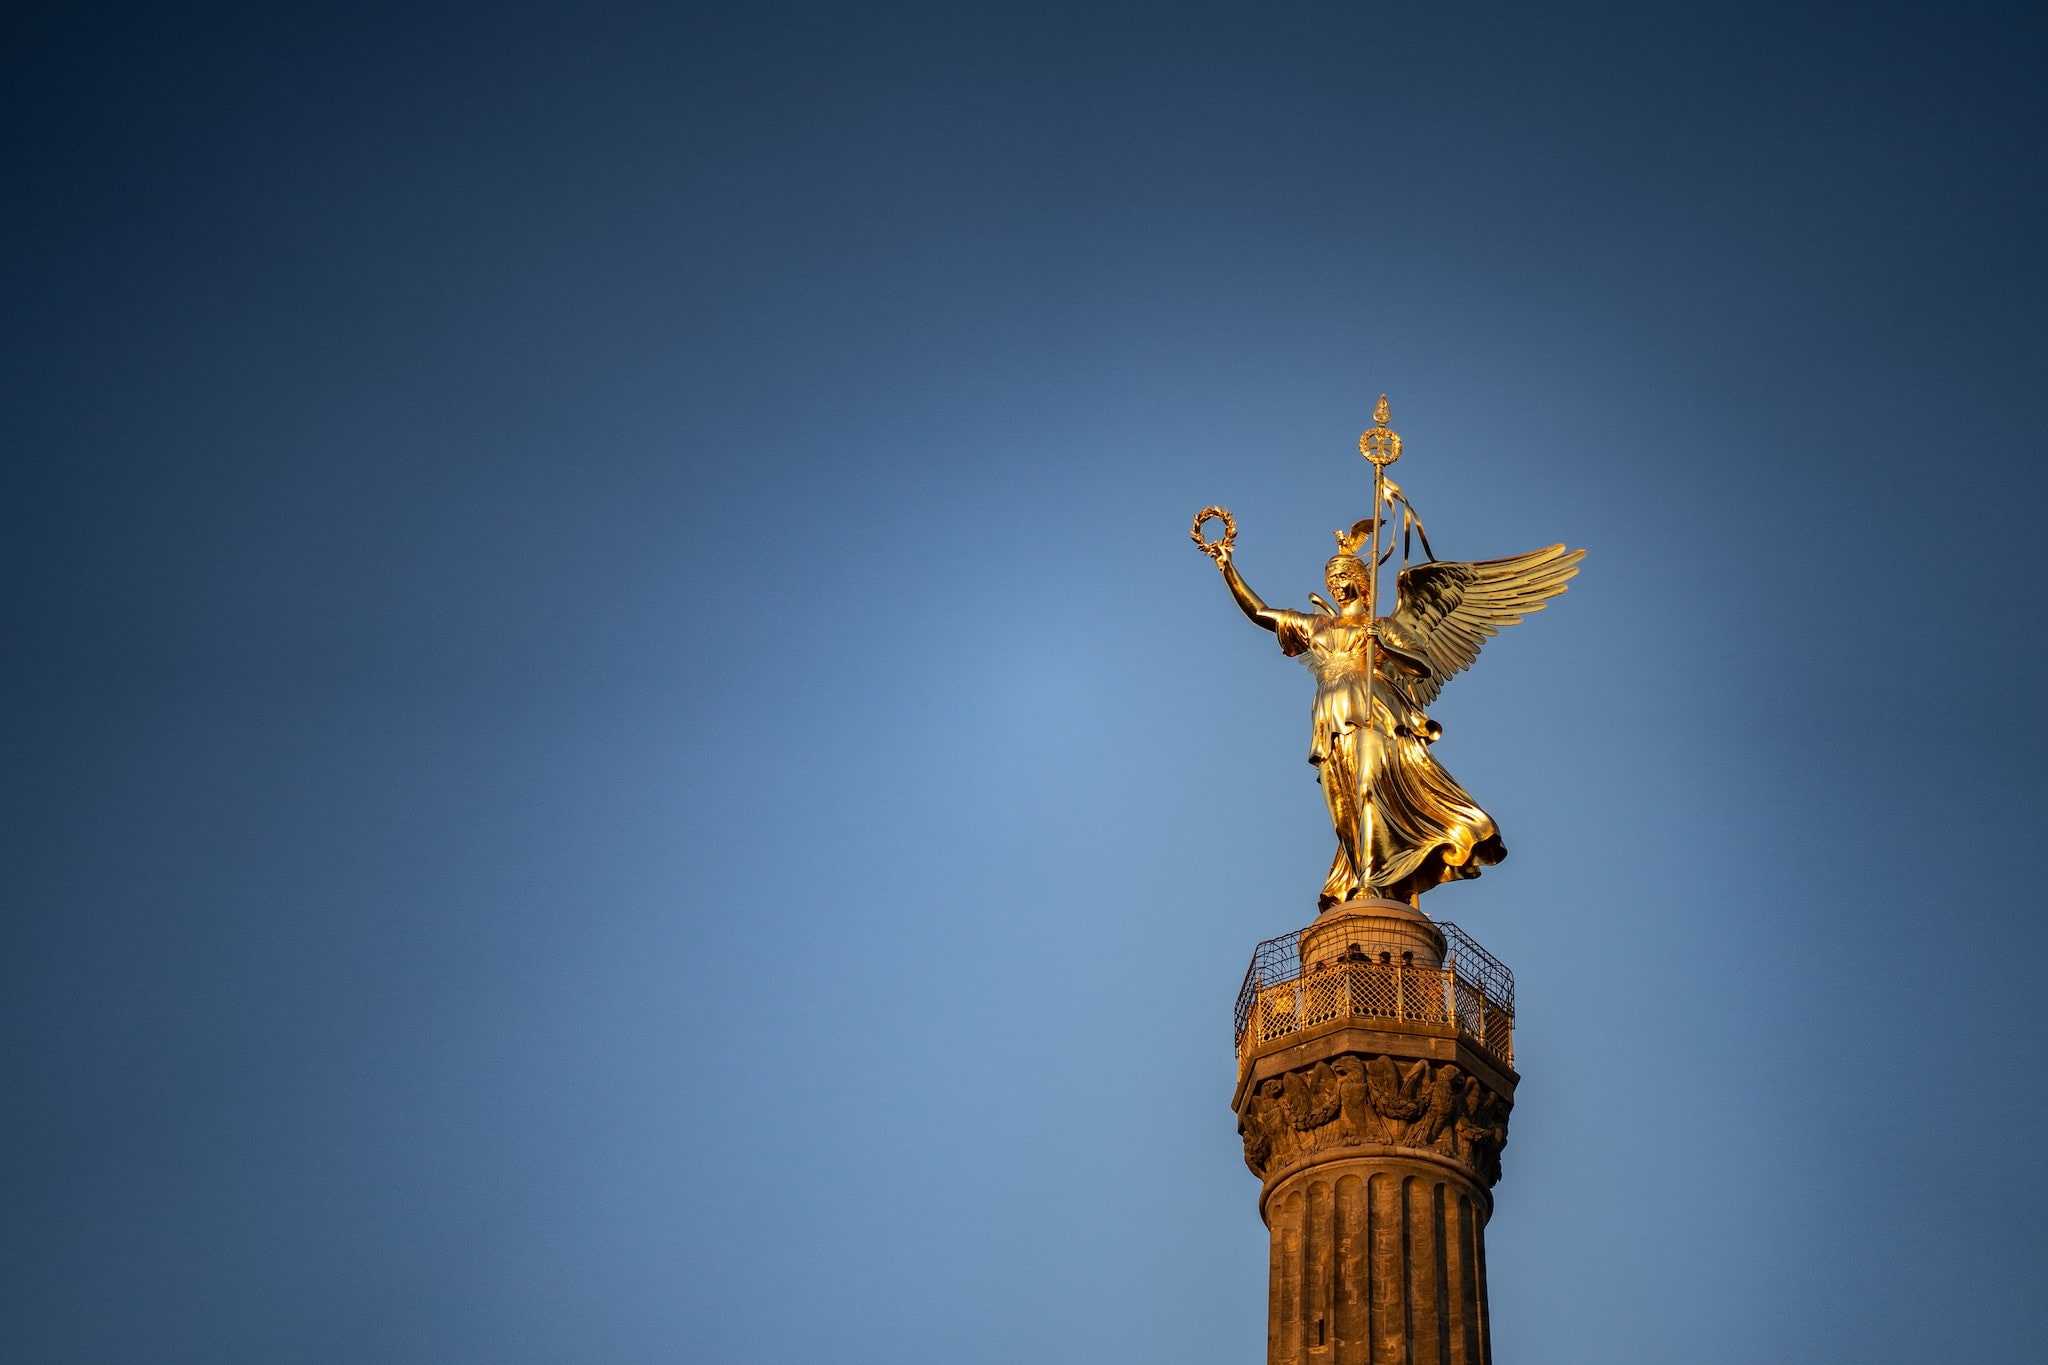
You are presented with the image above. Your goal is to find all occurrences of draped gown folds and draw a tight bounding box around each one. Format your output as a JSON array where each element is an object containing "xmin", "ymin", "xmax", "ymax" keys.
[{"xmin": 1269, "ymin": 609, "xmax": 1500, "ymax": 906}]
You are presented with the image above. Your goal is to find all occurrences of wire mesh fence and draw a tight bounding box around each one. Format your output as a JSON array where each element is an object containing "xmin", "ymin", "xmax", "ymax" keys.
[{"xmin": 1233, "ymin": 918, "xmax": 1515, "ymax": 1071}]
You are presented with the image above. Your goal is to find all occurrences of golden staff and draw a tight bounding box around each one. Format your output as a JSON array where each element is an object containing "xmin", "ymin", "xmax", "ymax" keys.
[{"xmin": 1357, "ymin": 395, "xmax": 1403, "ymax": 900}]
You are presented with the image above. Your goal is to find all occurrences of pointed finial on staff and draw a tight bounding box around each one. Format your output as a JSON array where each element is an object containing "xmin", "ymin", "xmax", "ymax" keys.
[{"xmin": 1359, "ymin": 395, "xmax": 1402, "ymax": 469}]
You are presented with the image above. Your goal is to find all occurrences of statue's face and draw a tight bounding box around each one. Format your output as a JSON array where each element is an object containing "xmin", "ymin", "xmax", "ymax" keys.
[{"xmin": 1328, "ymin": 572, "xmax": 1364, "ymax": 605}]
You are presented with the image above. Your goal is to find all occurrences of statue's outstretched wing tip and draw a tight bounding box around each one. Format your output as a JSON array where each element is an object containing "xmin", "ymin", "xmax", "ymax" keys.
[
  {"xmin": 1496, "ymin": 542, "xmax": 1582, "ymax": 568},
  {"xmin": 1391, "ymin": 541, "xmax": 1587, "ymax": 700}
]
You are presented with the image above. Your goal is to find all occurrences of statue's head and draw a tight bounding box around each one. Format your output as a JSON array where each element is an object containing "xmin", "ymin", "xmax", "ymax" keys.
[
  {"xmin": 1324, "ymin": 553, "xmax": 1370, "ymax": 604},
  {"xmin": 1326, "ymin": 519, "xmax": 1376, "ymax": 605}
]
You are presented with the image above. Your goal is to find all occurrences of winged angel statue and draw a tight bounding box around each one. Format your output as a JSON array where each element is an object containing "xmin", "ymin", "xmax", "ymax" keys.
[{"xmin": 1195, "ymin": 403, "xmax": 1582, "ymax": 910}]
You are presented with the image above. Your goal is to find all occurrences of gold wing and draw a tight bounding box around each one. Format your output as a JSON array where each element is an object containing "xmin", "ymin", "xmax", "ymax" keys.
[{"xmin": 1386, "ymin": 545, "xmax": 1584, "ymax": 706}]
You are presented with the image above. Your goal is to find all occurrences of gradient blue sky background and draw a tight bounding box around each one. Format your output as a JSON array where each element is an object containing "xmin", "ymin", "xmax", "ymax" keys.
[{"xmin": 6, "ymin": 4, "xmax": 2046, "ymax": 1362}]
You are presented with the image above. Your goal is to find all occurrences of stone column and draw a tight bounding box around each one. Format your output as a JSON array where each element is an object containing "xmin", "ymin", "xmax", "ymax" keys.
[{"xmin": 1233, "ymin": 901, "xmax": 1516, "ymax": 1365}]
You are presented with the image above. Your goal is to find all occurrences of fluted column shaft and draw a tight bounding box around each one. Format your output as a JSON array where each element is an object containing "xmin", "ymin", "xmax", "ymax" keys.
[{"xmin": 1264, "ymin": 1156, "xmax": 1490, "ymax": 1365}]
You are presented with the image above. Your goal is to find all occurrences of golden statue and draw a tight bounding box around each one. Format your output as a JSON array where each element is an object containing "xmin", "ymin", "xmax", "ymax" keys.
[{"xmin": 1193, "ymin": 398, "xmax": 1583, "ymax": 909}]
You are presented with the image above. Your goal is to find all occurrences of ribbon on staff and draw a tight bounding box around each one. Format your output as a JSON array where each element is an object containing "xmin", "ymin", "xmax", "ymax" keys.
[{"xmin": 1371, "ymin": 479, "xmax": 1437, "ymax": 567}]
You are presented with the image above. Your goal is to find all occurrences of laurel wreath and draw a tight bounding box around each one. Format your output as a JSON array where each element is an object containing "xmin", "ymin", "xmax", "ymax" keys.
[{"xmin": 1190, "ymin": 506, "xmax": 1237, "ymax": 560}]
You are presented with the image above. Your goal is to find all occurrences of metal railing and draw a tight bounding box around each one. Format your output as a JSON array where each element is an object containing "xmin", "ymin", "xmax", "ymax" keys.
[{"xmin": 1232, "ymin": 920, "xmax": 1515, "ymax": 1071}]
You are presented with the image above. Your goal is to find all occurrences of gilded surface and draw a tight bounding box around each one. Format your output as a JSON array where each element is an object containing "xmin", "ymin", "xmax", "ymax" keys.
[{"xmin": 1197, "ymin": 399, "xmax": 1583, "ymax": 907}]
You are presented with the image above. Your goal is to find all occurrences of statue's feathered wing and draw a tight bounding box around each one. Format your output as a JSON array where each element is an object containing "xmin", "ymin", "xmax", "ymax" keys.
[{"xmin": 1386, "ymin": 545, "xmax": 1584, "ymax": 706}]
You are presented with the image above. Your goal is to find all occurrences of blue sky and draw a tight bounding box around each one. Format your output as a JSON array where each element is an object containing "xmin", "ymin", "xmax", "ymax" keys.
[{"xmin": 5, "ymin": 4, "xmax": 2045, "ymax": 1361}]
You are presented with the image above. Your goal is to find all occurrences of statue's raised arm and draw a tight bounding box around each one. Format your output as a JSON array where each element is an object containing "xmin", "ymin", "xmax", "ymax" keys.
[{"xmin": 1192, "ymin": 506, "xmax": 1326, "ymax": 657}]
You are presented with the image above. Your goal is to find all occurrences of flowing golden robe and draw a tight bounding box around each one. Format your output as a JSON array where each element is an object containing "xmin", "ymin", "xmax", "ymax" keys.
[{"xmin": 1269, "ymin": 610, "xmax": 1504, "ymax": 907}]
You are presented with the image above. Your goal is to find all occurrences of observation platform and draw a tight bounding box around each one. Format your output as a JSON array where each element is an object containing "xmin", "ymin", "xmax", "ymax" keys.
[{"xmin": 1233, "ymin": 906, "xmax": 1515, "ymax": 1080}]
